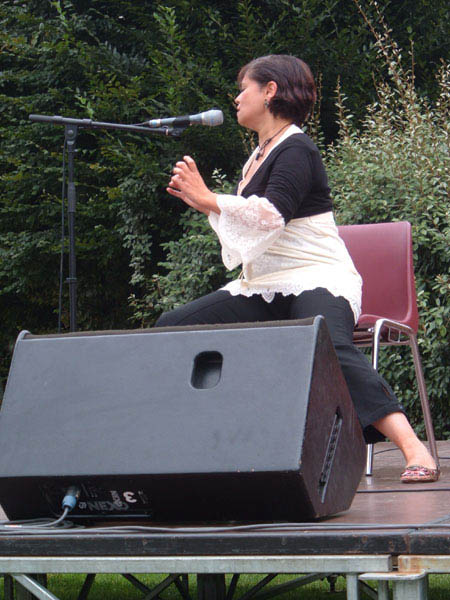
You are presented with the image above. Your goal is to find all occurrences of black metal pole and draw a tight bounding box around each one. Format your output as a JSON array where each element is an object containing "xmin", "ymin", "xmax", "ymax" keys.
[
  {"xmin": 65, "ymin": 124, "xmax": 78, "ymax": 332},
  {"xmin": 29, "ymin": 114, "xmax": 185, "ymax": 137}
]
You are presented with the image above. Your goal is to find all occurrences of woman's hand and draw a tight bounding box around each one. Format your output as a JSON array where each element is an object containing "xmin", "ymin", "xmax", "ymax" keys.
[{"xmin": 167, "ymin": 155, "xmax": 219, "ymax": 215}]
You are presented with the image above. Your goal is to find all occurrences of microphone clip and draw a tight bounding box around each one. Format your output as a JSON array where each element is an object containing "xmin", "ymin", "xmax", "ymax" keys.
[{"xmin": 163, "ymin": 126, "xmax": 187, "ymax": 137}]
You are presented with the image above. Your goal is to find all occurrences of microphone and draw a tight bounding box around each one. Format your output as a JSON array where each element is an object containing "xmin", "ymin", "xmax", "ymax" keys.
[{"xmin": 148, "ymin": 109, "xmax": 223, "ymax": 128}]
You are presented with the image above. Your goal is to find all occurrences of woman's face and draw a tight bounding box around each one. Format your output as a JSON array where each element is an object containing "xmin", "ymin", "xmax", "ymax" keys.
[{"xmin": 234, "ymin": 74, "xmax": 268, "ymax": 130}]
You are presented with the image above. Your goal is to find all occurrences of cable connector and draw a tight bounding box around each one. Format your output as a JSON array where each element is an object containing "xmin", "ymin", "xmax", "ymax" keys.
[{"xmin": 62, "ymin": 486, "xmax": 81, "ymax": 512}]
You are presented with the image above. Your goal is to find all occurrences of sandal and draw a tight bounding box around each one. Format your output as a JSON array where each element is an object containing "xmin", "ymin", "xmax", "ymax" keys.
[{"xmin": 401, "ymin": 465, "xmax": 440, "ymax": 483}]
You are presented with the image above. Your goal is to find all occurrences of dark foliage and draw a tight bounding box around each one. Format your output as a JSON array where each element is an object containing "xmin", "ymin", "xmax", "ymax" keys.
[{"xmin": 1, "ymin": 0, "xmax": 448, "ymax": 414}]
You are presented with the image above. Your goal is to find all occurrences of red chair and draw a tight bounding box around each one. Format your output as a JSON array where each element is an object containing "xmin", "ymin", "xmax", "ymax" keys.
[{"xmin": 337, "ymin": 221, "xmax": 438, "ymax": 475}]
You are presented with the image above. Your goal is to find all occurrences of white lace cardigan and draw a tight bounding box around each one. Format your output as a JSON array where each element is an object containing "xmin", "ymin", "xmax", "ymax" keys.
[{"xmin": 208, "ymin": 125, "xmax": 362, "ymax": 322}]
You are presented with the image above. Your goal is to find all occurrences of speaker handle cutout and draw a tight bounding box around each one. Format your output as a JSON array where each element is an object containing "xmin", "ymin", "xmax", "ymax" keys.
[
  {"xmin": 191, "ymin": 351, "xmax": 223, "ymax": 390},
  {"xmin": 318, "ymin": 409, "xmax": 343, "ymax": 502}
]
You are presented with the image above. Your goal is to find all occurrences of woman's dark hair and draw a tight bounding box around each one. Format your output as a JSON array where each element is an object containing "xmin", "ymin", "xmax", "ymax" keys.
[{"xmin": 237, "ymin": 55, "xmax": 316, "ymax": 126}]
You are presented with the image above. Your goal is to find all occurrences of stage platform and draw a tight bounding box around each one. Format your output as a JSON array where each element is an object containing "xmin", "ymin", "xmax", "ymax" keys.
[{"xmin": 1, "ymin": 441, "xmax": 449, "ymax": 599}]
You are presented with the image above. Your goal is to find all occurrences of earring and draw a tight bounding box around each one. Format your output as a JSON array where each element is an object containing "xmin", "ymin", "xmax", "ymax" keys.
[{"xmin": 264, "ymin": 99, "xmax": 269, "ymax": 108}]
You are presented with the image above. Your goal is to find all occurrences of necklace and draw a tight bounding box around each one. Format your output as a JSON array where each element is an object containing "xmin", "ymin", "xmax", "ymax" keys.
[{"xmin": 255, "ymin": 123, "xmax": 291, "ymax": 160}]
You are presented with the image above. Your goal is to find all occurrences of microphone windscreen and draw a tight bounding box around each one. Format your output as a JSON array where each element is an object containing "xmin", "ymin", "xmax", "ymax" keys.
[{"xmin": 201, "ymin": 109, "xmax": 223, "ymax": 126}]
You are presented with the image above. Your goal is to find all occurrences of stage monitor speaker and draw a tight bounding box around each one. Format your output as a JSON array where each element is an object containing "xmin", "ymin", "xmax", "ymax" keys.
[{"xmin": 0, "ymin": 317, "xmax": 365, "ymax": 522}]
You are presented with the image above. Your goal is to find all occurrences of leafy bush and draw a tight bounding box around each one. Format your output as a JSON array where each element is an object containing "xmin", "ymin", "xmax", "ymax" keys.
[
  {"xmin": 0, "ymin": 1, "xmax": 240, "ymax": 390},
  {"xmin": 141, "ymin": 3, "xmax": 450, "ymax": 437},
  {"xmin": 132, "ymin": 171, "xmax": 238, "ymax": 324},
  {"xmin": 1, "ymin": 0, "xmax": 448, "ymax": 405},
  {"xmin": 327, "ymin": 4, "xmax": 449, "ymax": 437}
]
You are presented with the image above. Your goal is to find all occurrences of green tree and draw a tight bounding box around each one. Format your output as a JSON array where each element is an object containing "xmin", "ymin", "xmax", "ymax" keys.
[
  {"xmin": 1, "ymin": 0, "xmax": 448, "ymax": 403},
  {"xmin": 141, "ymin": 2, "xmax": 449, "ymax": 435},
  {"xmin": 327, "ymin": 5, "xmax": 449, "ymax": 436}
]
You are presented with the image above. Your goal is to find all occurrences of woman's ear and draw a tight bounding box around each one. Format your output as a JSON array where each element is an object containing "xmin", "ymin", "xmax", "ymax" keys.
[{"xmin": 265, "ymin": 80, "xmax": 278, "ymax": 101}]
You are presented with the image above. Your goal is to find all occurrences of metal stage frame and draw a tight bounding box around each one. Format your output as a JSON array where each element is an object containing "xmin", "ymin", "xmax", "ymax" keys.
[
  {"xmin": 2, "ymin": 552, "xmax": 447, "ymax": 600},
  {"xmin": 1, "ymin": 442, "xmax": 450, "ymax": 600}
]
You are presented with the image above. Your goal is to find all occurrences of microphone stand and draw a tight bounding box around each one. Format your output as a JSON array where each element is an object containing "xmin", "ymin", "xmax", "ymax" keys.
[
  {"xmin": 29, "ymin": 114, "xmax": 186, "ymax": 332},
  {"xmin": 65, "ymin": 123, "xmax": 78, "ymax": 332}
]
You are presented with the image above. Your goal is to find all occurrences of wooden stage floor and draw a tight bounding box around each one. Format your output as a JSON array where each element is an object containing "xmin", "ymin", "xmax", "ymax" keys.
[
  {"xmin": 331, "ymin": 440, "xmax": 450, "ymax": 527},
  {"xmin": 0, "ymin": 441, "xmax": 449, "ymax": 558}
]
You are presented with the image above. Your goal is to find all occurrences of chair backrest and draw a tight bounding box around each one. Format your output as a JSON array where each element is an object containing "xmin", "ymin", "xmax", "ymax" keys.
[{"xmin": 337, "ymin": 221, "xmax": 419, "ymax": 331}]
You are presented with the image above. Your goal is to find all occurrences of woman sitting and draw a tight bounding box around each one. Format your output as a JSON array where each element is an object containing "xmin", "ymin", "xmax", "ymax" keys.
[{"xmin": 160, "ymin": 54, "xmax": 438, "ymax": 483}]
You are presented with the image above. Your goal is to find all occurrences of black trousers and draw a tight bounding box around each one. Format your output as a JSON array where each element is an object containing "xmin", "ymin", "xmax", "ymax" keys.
[{"xmin": 156, "ymin": 288, "xmax": 404, "ymax": 443}]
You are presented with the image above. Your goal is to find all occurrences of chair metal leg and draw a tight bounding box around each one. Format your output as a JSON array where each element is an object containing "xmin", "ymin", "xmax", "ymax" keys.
[
  {"xmin": 372, "ymin": 321, "xmax": 383, "ymax": 372},
  {"xmin": 365, "ymin": 322, "xmax": 384, "ymax": 477},
  {"xmin": 409, "ymin": 334, "xmax": 439, "ymax": 467},
  {"xmin": 369, "ymin": 319, "xmax": 439, "ymax": 473},
  {"xmin": 365, "ymin": 444, "xmax": 374, "ymax": 476}
]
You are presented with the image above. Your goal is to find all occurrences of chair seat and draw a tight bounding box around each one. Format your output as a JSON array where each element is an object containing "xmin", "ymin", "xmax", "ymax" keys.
[
  {"xmin": 352, "ymin": 329, "xmax": 374, "ymax": 345},
  {"xmin": 354, "ymin": 314, "xmax": 414, "ymax": 347}
]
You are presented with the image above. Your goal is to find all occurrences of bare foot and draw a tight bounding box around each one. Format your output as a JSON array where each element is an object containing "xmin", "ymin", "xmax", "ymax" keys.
[
  {"xmin": 372, "ymin": 412, "xmax": 437, "ymax": 470},
  {"xmin": 403, "ymin": 441, "xmax": 437, "ymax": 470}
]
